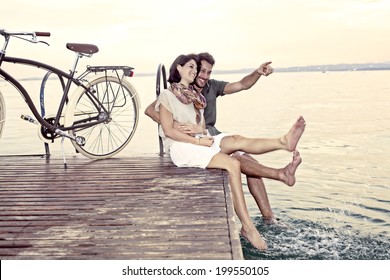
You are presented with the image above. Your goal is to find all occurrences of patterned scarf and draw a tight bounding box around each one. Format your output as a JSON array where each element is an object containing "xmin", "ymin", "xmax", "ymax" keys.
[{"xmin": 169, "ymin": 83, "xmax": 207, "ymax": 124}]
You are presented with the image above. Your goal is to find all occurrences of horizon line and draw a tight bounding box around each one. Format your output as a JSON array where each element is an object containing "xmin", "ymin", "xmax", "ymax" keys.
[{"xmin": 2, "ymin": 62, "xmax": 389, "ymax": 81}]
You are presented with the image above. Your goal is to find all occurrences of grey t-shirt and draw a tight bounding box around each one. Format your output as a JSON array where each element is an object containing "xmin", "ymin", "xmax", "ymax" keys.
[{"xmin": 201, "ymin": 79, "xmax": 228, "ymax": 136}]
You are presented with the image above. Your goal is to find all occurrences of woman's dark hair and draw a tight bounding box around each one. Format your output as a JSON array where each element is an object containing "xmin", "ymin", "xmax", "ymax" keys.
[{"xmin": 168, "ymin": 53, "xmax": 198, "ymax": 83}]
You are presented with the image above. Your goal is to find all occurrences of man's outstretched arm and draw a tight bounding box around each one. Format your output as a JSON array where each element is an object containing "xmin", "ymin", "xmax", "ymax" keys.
[{"xmin": 223, "ymin": 61, "xmax": 274, "ymax": 94}]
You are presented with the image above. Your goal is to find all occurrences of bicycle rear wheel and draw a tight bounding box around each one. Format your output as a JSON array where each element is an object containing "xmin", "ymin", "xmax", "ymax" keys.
[
  {"xmin": 0, "ymin": 91, "xmax": 5, "ymax": 138},
  {"xmin": 68, "ymin": 76, "xmax": 139, "ymax": 159}
]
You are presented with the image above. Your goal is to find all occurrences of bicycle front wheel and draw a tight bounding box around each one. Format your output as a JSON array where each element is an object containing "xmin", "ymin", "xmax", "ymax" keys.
[
  {"xmin": 0, "ymin": 90, "xmax": 5, "ymax": 139},
  {"xmin": 68, "ymin": 76, "xmax": 139, "ymax": 159}
]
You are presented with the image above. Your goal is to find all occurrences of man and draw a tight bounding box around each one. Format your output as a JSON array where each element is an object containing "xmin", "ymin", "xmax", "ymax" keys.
[{"xmin": 145, "ymin": 53, "xmax": 305, "ymax": 222}]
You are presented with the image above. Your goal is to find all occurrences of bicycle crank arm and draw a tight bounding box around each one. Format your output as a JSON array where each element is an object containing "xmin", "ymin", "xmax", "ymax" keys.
[
  {"xmin": 54, "ymin": 129, "xmax": 86, "ymax": 146},
  {"xmin": 21, "ymin": 114, "xmax": 85, "ymax": 146}
]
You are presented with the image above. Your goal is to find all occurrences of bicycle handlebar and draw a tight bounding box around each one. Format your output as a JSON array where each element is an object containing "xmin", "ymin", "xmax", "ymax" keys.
[
  {"xmin": 0, "ymin": 29, "xmax": 51, "ymax": 47},
  {"xmin": 34, "ymin": 32, "xmax": 51, "ymax": 37},
  {"xmin": 0, "ymin": 29, "xmax": 51, "ymax": 37}
]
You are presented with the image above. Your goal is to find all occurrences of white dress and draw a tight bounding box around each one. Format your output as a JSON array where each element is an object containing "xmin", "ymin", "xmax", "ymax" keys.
[{"xmin": 155, "ymin": 89, "xmax": 226, "ymax": 168}]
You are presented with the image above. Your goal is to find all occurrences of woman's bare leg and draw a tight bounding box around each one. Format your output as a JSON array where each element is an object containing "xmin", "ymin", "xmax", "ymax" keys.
[
  {"xmin": 220, "ymin": 116, "xmax": 306, "ymax": 155},
  {"xmin": 282, "ymin": 116, "xmax": 306, "ymax": 152},
  {"xmin": 207, "ymin": 153, "xmax": 267, "ymax": 250}
]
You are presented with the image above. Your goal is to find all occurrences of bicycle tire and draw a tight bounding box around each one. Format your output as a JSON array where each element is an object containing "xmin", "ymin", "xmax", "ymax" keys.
[
  {"xmin": 0, "ymin": 90, "xmax": 5, "ymax": 139},
  {"xmin": 66, "ymin": 76, "xmax": 139, "ymax": 159}
]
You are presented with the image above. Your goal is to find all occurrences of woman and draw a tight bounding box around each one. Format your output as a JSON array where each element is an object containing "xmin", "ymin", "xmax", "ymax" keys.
[{"xmin": 155, "ymin": 54, "xmax": 304, "ymax": 250}]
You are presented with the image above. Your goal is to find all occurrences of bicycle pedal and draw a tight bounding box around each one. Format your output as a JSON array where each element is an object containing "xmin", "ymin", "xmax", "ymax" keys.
[{"xmin": 21, "ymin": 114, "xmax": 38, "ymax": 125}]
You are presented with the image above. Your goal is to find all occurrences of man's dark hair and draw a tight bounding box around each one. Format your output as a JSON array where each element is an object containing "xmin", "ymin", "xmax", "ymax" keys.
[
  {"xmin": 168, "ymin": 53, "xmax": 198, "ymax": 83},
  {"xmin": 197, "ymin": 52, "xmax": 215, "ymax": 66}
]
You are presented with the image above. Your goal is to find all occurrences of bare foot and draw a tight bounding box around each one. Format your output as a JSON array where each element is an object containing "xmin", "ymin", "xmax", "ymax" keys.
[
  {"xmin": 263, "ymin": 217, "xmax": 277, "ymax": 224},
  {"xmin": 280, "ymin": 150, "xmax": 302, "ymax": 186},
  {"xmin": 241, "ymin": 226, "xmax": 268, "ymax": 251},
  {"xmin": 281, "ymin": 116, "xmax": 306, "ymax": 151}
]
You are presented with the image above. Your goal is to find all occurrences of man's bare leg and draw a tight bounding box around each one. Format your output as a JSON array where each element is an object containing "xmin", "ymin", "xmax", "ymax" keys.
[
  {"xmin": 247, "ymin": 176, "xmax": 276, "ymax": 222},
  {"xmin": 233, "ymin": 151, "xmax": 302, "ymax": 187},
  {"xmin": 281, "ymin": 150, "xmax": 302, "ymax": 186},
  {"xmin": 232, "ymin": 153, "xmax": 276, "ymax": 222}
]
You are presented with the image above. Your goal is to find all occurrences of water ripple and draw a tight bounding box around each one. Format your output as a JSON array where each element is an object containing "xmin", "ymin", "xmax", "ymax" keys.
[{"xmin": 242, "ymin": 218, "xmax": 390, "ymax": 260}]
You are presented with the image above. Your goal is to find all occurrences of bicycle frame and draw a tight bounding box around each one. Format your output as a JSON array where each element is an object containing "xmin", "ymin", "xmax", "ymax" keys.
[
  {"xmin": 1, "ymin": 29, "xmax": 139, "ymax": 164},
  {"xmin": 0, "ymin": 56, "xmax": 115, "ymax": 139},
  {"xmin": 0, "ymin": 56, "xmax": 85, "ymax": 133}
]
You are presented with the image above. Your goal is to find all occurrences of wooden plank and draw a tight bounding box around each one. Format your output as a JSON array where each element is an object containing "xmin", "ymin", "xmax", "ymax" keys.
[{"xmin": 0, "ymin": 155, "xmax": 243, "ymax": 260}]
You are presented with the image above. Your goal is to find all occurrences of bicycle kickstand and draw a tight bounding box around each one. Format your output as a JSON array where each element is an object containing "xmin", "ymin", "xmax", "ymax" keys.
[
  {"xmin": 61, "ymin": 136, "xmax": 67, "ymax": 169},
  {"xmin": 55, "ymin": 129, "xmax": 85, "ymax": 169}
]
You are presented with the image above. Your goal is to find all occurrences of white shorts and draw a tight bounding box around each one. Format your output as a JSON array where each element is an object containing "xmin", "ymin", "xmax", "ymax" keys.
[
  {"xmin": 169, "ymin": 133, "xmax": 244, "ymax": 168},
  {"xmin": 169, "ymin": 133, "xmax": 227, "ymax": 168}
]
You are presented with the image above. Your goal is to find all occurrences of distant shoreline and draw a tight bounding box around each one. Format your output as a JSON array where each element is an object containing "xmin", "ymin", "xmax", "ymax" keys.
[
  {"xmin": 2, "ymin": 63, "xmax": 389, "ymax": 81},
  {"xmin": 137, "ymin": 64, "xmax": 390, "ymax": 77}
]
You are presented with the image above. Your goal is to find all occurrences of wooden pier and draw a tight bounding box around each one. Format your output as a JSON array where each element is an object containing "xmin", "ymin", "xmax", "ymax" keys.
[{"xmin": 0, "ymin": 155, "xmax": 243, "ymax": 260}]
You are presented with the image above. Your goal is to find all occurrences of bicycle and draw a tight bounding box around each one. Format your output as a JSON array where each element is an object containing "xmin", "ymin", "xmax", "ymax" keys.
[
  {"xmin": 0, "ymin": 29, "xmax": 140, "ymax": 166},
  {"xmin": 0, "ymin": 88, "xmax": 4, "ymax": 139}
]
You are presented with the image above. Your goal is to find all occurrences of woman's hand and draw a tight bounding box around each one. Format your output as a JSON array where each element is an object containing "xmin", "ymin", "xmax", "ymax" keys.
[{"xmin": 198, "ymin": 137, "xmax": 214, "ymax": 147}]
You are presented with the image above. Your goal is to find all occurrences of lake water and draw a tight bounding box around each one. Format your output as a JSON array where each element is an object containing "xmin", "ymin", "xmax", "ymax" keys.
[{"xmin": 0, "ymin": 70, "xmax": 389, "ymax": 260}]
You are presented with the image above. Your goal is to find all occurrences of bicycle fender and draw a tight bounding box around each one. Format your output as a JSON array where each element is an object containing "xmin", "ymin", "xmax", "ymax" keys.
[
  {"xmin": 63, "ymin": 83, "xmax": 86, "ymax": 127},
  {"xmin": 63, "ymin": 77, "xmax": 141, "ymax": 128}
]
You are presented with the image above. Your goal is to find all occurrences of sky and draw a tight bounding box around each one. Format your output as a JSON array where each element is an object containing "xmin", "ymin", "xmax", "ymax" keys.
[{"xmin": 1, "ymin": 0, "xmax": 390, "ymax": 74}]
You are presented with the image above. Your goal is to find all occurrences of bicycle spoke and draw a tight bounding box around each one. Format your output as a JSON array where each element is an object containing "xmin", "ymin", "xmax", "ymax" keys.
[{"xmin": 68, "ymin": 76, "xmax": 139, "ymax": 159}]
